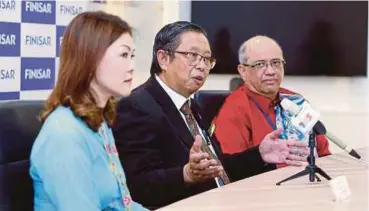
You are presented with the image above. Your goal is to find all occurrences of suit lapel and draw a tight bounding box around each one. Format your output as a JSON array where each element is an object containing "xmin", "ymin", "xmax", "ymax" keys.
[
  {"xmin": 145, "ymin": 77, "xmax": 194, "ymax": 149},
  {"xmin": 191, "ymin": 100, "xmax": 224, "ymax": 159},
  {"xmin": 190, "ymin": 99, "xmax": 209, "ymax": 131}
]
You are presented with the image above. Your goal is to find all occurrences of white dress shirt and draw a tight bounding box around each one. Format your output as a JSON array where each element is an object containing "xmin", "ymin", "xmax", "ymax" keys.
[
  {"xmin": 155, "ymin": 74, "xmax": 201, "ymax": 133},
  {"xmin": 155, "ymin": 75, "xmax": 221, "ymax": 187}
]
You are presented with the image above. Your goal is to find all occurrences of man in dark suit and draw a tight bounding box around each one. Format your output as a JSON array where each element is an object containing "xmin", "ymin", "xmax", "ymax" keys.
[{"xmin": 113, "ymin": 21, "xmax": 309, "ymax": 209}]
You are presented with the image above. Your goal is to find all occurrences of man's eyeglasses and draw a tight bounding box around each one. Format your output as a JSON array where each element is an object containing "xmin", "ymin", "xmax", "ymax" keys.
[
  {"xmin": 242, "ymin": 59, "xmax": 286, "ymax": 71},
  {"xmin": 167, "ymin": 50, "xmax": 216, "ymax": 69}
]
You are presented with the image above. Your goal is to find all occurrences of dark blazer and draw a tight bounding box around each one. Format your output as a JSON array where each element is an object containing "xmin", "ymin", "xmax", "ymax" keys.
[{"xmin": 113, "ymin": 76, "xmax": 275, "ymax": 209}]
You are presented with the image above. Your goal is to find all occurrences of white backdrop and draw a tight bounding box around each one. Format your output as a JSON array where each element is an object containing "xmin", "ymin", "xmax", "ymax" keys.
[
  {"xmin": 1, "ymin": 0, "xmax": 368, "ymax": 153},
  {"xmin": 0, "ymin": 0, "xmax": 108, "ymax": 100}
]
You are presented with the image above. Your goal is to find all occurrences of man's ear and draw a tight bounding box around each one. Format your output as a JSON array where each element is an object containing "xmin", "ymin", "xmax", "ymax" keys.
[
  {"xmin": 237, "ymin": 64, "xmax": 247, "ymax": 81},
  {"xmin": 157, "ymin": 50, "xmax": 170, "ymax": 71}
]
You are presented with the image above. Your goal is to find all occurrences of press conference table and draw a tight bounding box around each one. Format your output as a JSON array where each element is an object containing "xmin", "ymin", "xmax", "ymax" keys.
[{"xmin": 158, "ymin": 148, "xmax": 368, "ymax": 211}]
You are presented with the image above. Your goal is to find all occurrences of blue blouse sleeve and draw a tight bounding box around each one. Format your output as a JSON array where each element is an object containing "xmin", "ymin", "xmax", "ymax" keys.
[
  {"xmin": 31, "ymin": 127, "xmax": 101, "ymax": 210},
  {"xmin": 132, "ymin": 202, "xmax": 149, "ymax": 211}
]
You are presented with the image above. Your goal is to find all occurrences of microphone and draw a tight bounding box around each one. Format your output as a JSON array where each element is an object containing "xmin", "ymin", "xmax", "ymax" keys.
[{"xmin": 281, "ymin": 98, "xmax": 361, "ymax": 160}]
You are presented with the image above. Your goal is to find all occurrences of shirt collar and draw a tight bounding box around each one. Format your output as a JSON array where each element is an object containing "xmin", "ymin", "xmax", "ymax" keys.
[
  {"xmin": 244, "ymin": 85, "xmax": 280, "ymax": 112},
  {"xmin": 155, "ymin": 74, "xmax": 189, "ymax": 111}
]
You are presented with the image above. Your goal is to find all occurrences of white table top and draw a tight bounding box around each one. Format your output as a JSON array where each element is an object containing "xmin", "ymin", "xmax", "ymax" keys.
[{"xmin": 158, "ymin": 148, "xmax": 368, "ymax": 211}]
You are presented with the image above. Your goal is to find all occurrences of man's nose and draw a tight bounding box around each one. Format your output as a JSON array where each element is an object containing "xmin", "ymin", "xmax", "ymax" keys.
[
  {"xmin": 264, "ymin": 63, "xmax": 276, "ymax": 75},
  {"xmin": 195, "ymin": 58, "xmax": 207, "ymax": 72}
]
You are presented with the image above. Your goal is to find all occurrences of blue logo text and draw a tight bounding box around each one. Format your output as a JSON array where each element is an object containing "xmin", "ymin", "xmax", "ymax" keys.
[
  {"xmin": 0, "ymin": 69, "xmax": 15, "ymax": 80},
  {"xmin": 60, "ymin": 5, "xmax": 83, "ymax": 15},
  {"xmin": 25, "ymin": 35, "xmax": 51, "ymax": 46},
  {"xmin": 0, "ymin": 0, "xmax": 15, "ymax": 10}
]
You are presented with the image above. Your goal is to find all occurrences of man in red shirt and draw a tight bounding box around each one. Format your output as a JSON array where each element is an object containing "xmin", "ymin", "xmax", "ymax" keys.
[{"xmin": 213, "ymin": 35, "xmax": 331, "ymax": 160}]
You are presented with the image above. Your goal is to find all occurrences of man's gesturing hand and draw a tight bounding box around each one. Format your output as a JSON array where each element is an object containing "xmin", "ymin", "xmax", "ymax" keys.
[
  {"xmin": 183, "ymin": 135, "xmax": 223, "ymax": 183},
  {"xmin": 259, "ymin": 128, "xmax": 310, "ymax": 166}
]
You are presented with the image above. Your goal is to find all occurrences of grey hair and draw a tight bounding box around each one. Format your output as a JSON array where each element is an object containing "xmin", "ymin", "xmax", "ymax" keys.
[{"xmin": 238, "ymin": 42, "xmax": 248, "ymax": 64}]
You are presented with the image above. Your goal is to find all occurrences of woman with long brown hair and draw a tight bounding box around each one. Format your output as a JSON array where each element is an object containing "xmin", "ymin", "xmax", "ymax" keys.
[{"xmin": 29, "ymin": 11, "xmax": 147, "ymax": 210}]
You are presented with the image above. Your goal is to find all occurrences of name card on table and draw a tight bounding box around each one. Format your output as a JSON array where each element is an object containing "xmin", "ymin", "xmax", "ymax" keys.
[{"xmin": 329, "ymin": 176, "xmax": 351, "ymax": 202}]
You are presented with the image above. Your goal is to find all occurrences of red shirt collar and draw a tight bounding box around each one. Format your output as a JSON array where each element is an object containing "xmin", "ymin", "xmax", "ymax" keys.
[{"xmin": 244, "ymin": 85, "xmax": 280, "ymax": 112}]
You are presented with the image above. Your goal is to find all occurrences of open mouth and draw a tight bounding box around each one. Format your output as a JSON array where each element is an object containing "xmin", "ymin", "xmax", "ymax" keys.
[{"xmin": 192, "ymin": 76, "xmax": 204, "ymax": 84}]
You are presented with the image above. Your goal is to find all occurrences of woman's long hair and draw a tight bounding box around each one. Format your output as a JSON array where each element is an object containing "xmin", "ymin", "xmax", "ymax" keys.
[{"xmin": 40, "ymin": 11, "xmax": 132, "ymax": 132}]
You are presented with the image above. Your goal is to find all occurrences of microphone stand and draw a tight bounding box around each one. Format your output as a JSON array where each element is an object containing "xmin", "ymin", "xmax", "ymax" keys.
[{"xmin": 276, "ymin": 132, "xmax": 331, "ymax": 185}]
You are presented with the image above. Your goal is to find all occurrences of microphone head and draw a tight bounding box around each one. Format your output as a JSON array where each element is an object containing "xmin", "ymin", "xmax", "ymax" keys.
[
  {"xmin": 313, "ymin": 121, "xmax": 327, "ymax": 135},
  {"xmin": 281, "ymin": 98, "xmax": 327, "ymax": 136},
  {"xmin": 280, "ymin": 98, "xmax": 300, "ymax": 115}
]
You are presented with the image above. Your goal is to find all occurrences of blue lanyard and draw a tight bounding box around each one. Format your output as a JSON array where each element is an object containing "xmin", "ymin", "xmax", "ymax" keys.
[{"xmin": 248, "ymin": 96, "xmax": 277, "ymax": 130}]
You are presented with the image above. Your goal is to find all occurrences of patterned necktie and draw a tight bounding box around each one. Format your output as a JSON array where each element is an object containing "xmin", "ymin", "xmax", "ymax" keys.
[{"xmin": 180, "ymin": 100, "xmax": 230, "ymax": 186}]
